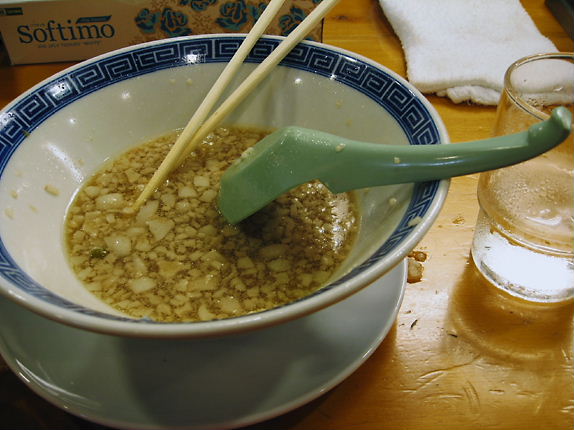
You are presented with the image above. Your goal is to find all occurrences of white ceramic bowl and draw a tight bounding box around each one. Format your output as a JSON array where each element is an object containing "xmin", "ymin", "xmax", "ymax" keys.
[{"xmin": 0, "ymin": 35, "xmax": 449, "ymax": 338}]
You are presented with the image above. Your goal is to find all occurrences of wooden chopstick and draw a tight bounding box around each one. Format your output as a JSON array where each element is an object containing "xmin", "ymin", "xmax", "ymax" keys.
[
  {"xmin": 134, "ymin": 0, "xmax": 341, "ymax": 209},
  {"xmin": 172, "ymin": 0, "xmax": 341, "ymax": 167},
  {"xmin": 134, "ymin": 0, "xmax": 287, "ymax": 208}
]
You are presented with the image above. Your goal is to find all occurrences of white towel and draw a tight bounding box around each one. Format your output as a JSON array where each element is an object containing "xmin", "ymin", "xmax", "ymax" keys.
[{"xmin": 379, "ymin": 0, "xmax": 558, "ymax": 105}]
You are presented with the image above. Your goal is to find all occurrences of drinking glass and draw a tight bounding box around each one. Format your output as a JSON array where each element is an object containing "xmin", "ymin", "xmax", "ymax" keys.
[{"xmin": 471, "ymin": 52, "xmax": 574, "ymax": 303}]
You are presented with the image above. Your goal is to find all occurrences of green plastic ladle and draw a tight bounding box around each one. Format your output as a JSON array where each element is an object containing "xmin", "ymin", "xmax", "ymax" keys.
[{"xmin": 218, "ymin": 107, "xmax": 572, "ymax": 224}]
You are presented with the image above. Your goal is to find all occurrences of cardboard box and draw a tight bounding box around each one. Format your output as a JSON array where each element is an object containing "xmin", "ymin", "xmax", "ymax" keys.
[{"xmin": 0, "ymin": 0, "xmax": 323, "ymax": 65}]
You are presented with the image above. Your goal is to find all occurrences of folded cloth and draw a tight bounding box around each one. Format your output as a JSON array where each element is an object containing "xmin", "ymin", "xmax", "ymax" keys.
[{"xmin": 379, "ymin": 0, "xmax": 558, "ymax": 105}]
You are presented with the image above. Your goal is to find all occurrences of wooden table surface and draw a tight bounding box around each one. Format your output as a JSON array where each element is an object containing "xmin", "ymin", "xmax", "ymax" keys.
[{"xmin": 0, "ymin": 0, "xmax": 572, "ymax": 429}]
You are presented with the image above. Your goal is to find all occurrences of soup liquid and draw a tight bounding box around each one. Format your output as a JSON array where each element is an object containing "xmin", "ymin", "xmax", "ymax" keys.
[{"xmin": 66, "ymin": 126, "xmax": 359, "ymax": 322}]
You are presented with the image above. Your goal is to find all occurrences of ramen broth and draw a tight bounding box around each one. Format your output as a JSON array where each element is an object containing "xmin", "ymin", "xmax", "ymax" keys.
[{"xmin": 65, "ymin": 126, "xmax": 359, "ymax": 322}]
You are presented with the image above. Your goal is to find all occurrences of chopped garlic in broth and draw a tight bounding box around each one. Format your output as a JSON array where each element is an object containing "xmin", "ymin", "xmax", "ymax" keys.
[{"xmin": 65, "ymin": 126, "xmax": 359, "ymax": 322}]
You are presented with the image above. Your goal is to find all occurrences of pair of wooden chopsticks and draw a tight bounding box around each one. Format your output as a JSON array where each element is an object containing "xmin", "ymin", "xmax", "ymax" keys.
[{"xmin": 134, "ymin": 0, "xmax": 341, "ymax": 209}]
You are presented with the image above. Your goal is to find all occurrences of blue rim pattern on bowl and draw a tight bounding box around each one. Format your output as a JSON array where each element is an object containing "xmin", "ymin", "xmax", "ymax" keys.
[{"xmin": 0, "ymin": 36, "xmax": 441, "ymax": 324}]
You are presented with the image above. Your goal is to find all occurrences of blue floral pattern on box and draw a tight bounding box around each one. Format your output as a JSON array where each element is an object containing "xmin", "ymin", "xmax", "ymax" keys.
[
  {"xmin": 134, "ymin": 8, "xmax": 160, "ymax": 34},
  {"xmin": 217, "ymin": 0, "xmax": 250, "ymax": 31},
  {"xmin": 135, "ymin": 7, "xmax": 192, "ymax": 37},
  {"xmin": 279, "ymin": 7, "xmax": 308, "ymax": 37},
  {"xmin": 179, "ymin": 0, "xmax": 218, "ymax": 12},
  {"xmin": 136, "ymin": 1, "xmax": 322, "ymax": 42},
  {"xmin": 248, "ymin": 2, "xmax": 267, "ymax": 21},
  {"xmin": 160, "ymin": 7, "xmax": 193, "ymax": 37},
  {"xmin": 216, "ymin": 1, "xmax": 296, "ymax": 33}
]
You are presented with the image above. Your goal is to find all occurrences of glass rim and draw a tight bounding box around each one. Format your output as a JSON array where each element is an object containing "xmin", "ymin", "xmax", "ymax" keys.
[{"xmin": 504, "ymin": 52, "xmax": 574, "ymax": 121}]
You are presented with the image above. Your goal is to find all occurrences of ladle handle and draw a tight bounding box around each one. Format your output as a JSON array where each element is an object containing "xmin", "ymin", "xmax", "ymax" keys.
[{"xmin": 314, "ymin": 107, "xmax": 572, "ymax": 192}]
